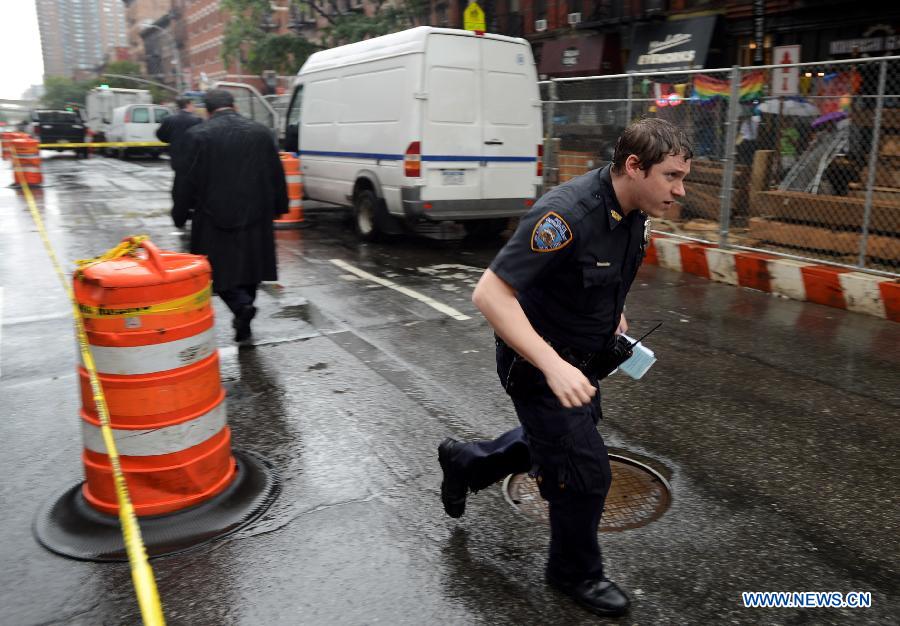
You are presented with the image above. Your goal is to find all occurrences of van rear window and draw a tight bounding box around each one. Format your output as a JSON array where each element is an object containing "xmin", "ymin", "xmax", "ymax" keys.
[{"xmin": 37, "ymin": 111, "xmax": 80, "ymax": 123}]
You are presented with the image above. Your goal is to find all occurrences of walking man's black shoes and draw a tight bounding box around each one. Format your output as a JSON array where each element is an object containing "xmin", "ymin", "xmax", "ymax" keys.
[
  {"xmin": 438, "ymin": 438, "xmax": 468, "ymax": 518},
  {"xmin": 546, "ymin": 574, "xmax": 631, "ymax": 618},
  {"xmin": 233, "ymin": 305, "xmax": 257, "ymax": 342}
]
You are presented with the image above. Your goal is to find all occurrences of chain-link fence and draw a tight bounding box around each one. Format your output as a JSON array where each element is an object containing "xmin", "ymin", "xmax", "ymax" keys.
[{"xmin": 541, "ymin": 55, "xmax": 900, "ymax": 276}]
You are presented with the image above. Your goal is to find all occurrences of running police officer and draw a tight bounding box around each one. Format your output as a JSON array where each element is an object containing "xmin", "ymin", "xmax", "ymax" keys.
[{"xmin": 437, "ymin": 118, "xmax": 691, "ymax": 618}]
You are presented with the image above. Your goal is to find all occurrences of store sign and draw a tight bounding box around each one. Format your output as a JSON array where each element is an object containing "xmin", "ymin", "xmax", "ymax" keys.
[
  {"xmin": 626, "ymin": 16, "xmax": 717, "ymax": 72},
  {"xmin": 830, "ymin": 36, "xmax": 899, "ymax": 55},
  {"xmin": 772, "ymin": 45, "xmax": 800, "ymax": 96}
]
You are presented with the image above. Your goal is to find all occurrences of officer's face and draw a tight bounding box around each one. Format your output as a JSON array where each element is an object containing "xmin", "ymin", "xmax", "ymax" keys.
[{"xmin": 633, "ymin": 154, "xmax": 690, "ymax": 218}]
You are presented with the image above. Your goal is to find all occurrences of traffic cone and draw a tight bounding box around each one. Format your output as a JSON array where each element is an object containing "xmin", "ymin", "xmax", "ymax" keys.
[
  {"xmin": 275, "ymin": 152, "xmax": 306, "ymax": 229},
  {"xmin": 34, "ymin": 236, "xmax": 280, "ymax": 561},
  {"xmin": 10, "ymin": 137, "xmax": 42, "ymax": 187}
]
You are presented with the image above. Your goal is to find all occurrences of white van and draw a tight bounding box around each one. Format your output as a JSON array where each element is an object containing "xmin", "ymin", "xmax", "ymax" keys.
[
  {"xmin": 84, "ymin": 87, "xmax": 152, "ymax": 141},
  {"xmin": 283, "ymin": 26, "xmax": 543, "ymax": 239},
  {"xmin": 106, "ymin": 103, "xmax": 171, "ymax": 158}
]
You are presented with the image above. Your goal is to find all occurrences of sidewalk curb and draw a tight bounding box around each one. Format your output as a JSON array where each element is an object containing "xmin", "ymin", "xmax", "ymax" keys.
[{"xmin": 645, "ymin": 235, "xmax": 899, "ymax": 322}]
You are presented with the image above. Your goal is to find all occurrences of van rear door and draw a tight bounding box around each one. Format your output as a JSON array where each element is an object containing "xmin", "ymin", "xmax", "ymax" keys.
[
  {"xmin": 421, "ymin": 33, "xmax": 484, "ymax": 202},
  {"xmin": 480, "ymin": 38, "xmax": 540, "ymax": 200},
  {"xmin": 421, "ymin": 34, "xmax": 539, "ymax": 204}
]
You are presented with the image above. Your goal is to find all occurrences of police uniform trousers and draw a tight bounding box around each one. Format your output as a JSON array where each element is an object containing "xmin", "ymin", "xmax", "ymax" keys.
[{"xmin": 453, "ymin": 343, "xmax": 613, "ymax": 584}]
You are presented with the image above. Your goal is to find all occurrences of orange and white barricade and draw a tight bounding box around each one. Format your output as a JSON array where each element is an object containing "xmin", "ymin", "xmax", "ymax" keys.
[
  {"xmin": 10, "ymin": 137, "xmax": 42, "ymax": 186},
  {"xmin": 275, "ymin": 152, "xmax": 304, "ymax": 228},
  {"xmin": 2, "ymin": 131, "xmax": 28, "ymax": 160},
  {"xmin": 34, "ymin": 237, "xmax": 279, "ymax": 561},
  {"xmin": 74, "ymin": 239, "xmax": 230, "ymax": 516}
]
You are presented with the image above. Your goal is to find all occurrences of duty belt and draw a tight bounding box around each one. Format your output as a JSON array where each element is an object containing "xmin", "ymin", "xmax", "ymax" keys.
[{"xmin": 496, "ymin": 334, "xmax": 630, "ymax": 381}]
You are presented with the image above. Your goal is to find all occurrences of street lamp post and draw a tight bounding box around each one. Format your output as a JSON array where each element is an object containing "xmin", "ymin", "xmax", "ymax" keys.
[{"xmin": 141, "ymin": 21, "xmax": 182, "ymax": 94}]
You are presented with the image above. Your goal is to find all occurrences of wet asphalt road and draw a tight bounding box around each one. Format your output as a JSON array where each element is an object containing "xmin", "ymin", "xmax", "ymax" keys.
[{"xmin": 1, "ymin": 154, "xmax": 898, "ymax": 625}]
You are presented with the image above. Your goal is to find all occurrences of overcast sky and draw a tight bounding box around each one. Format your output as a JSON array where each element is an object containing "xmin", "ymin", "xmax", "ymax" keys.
[{"xmin": 0, "ymin": 1, "xmax": 44, "ymax": 99}]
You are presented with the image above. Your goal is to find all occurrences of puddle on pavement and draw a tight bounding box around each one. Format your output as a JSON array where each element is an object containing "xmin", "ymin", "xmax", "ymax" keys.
[{"xmin": 272, "ymin": 300, "xmax": 312, "ymax": 323}]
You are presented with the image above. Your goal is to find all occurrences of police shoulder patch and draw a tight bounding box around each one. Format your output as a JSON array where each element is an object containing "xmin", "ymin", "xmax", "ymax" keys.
[{"xmin": 530, "ymin": 211, "xmax": 573, "ymax": 252}]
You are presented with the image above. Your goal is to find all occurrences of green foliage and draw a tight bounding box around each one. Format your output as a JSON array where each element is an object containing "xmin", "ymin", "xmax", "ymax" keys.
[
  {"xmin": 222, "ymin": 0, "xmax": 430, "ymax": 76},
  {"xmin": 41, "ymin": 76, "xmax": 95, "ymax": 109},
  {"xmin": 41, "ymin": 60, "xmax": 171, "ymax": 109},
  {"xmin": 103, "ymin": 60, "xmax": 143, "ymax": 80}
]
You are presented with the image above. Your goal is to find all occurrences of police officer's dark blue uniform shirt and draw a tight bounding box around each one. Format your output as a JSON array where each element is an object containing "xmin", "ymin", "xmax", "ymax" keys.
[{"xmin": 490, "ymin": 165, "xmax": 648, "ymax": 353}]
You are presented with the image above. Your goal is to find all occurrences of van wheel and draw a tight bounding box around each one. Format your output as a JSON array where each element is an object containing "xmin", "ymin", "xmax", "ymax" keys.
[{"xmin": 353, "ymin": 189, "xmax": 382, "ymax": 241}]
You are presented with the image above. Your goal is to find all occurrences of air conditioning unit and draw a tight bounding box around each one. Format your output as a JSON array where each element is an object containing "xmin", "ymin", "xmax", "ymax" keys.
[
  {"xmin": 534, "ymin": 19, "xmax": 547, "ymax": 32},
  {"xmin": 567, "ymin": 12, "xmax": 581, "ymax": 25}
]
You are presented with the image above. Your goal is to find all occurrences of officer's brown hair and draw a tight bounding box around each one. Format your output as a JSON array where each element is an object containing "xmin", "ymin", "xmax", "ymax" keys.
[{"xmin": 611, "ymin": 118, "xmax": 693, "ymax": 176}]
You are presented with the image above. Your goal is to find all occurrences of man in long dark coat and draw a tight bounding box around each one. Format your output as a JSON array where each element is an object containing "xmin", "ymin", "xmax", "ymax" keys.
[
  {"xmin": 156, "ymin": 96, "xmax": 202, "ymax": 172},
  {"xmin": 173, "ymin": 89, "xmax": 288, "ymax": 342}
]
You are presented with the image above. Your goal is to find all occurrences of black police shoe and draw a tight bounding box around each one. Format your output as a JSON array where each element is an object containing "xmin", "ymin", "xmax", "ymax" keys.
[
  {"xmin": 233, "ymin": 305, "xmax": 257, "ymax": 343},
  {"xmin": 546, "ymin": 574, "xmax": 631, "ymax": 618},
  {"xmin": 438, "ymin": 438, "xmax": 468, "ymax": 519}
]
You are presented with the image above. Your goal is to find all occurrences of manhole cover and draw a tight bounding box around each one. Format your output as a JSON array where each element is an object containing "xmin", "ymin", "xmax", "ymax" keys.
[{"xmin": 503, "ymin": 454, "xmax": 671, "ymax": 532}]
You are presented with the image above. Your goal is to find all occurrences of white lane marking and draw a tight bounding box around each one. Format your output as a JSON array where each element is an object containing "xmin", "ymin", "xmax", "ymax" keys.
[{"xmin": 329, "ymin": 259, "xmax": 471, "ymax": 321}]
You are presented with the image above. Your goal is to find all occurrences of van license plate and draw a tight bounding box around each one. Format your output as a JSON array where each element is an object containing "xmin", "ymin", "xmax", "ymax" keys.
[
  {"xmin": 57, "ymin": 139, "xmax": 68, "ymax": 143},
  {"xmin": 442, "ymin": 170, "xmax": 465, "ymax": 185}
]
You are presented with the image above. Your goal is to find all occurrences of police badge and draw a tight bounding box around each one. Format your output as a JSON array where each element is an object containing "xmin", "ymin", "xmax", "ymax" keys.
[{"xmin": 531, "ymin": 211, "xmax": 573, "ymax": 252}]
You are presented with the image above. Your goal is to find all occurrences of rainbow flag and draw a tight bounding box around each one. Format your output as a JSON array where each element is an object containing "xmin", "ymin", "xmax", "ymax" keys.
[{"xmin": 693, "ymin": 71, "xmax": 765, "ymax": 101}]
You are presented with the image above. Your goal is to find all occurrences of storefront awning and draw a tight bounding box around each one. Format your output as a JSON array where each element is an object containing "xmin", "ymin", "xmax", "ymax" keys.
[
  {"xmin": 539, "ymin": 35, "xmax": 608, "ymax": 77},
  {"xmin": 626, "ymin": 15, "xmax": 717, "ymax": 72}
]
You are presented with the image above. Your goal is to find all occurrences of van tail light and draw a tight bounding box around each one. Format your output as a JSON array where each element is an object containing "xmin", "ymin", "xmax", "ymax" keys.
[
  {"xmin": 404, "ymin": 141, "xmax": 421, "ymax": 177},
  {"xmin": 33, "ymin": 125, "xmax": 40, "ymax": 136},
  {"xmin": 537, "ymin": 144, "xmax": 543, "ymax": 177},
  {"xmin": 124, "ymin": 110, "xmax": 131, "ymax": 123}
]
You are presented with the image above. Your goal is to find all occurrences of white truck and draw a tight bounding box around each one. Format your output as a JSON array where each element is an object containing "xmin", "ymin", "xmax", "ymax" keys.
[
  {"xmin": 282, "ymin": 26, "xmax": 544, "ymax": 239},
  {"xmin": 85, "ymin": 87, "xmax": 152, "ymax": 144}
]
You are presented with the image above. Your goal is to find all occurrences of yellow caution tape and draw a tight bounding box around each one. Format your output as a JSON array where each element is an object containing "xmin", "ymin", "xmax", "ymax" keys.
[
  {"xmin": 77, "ymin": 285, "xmax": 211, "ymax": 318},
  {"xmin": 75, "ymin": 235, "xmax": 150, "ymax": 273},
  {"xmin": 9, "ymin": 147, "xmax": 166, "ymax": 626},
  {"xmin": 38, "ymin": 141, "xmax": 168, "ymax": 149}
]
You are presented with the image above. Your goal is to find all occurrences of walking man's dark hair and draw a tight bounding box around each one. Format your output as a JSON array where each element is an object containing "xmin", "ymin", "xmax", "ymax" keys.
[
  {"xmin": 203, "ymin": 89, "xmax": 234, "ymax": 114},
  {"xmin": 612, "ymin": 117, "xmax": 693, "ymax": 175},
  {"xmin": 175, "ymin": 97, "xmax": 192, "ymax": 110}
]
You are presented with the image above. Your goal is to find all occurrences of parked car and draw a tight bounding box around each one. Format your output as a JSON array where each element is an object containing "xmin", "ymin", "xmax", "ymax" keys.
[
  {"xmin": 106, "ymin": 104, "xmax": 171, "ymax": 158},
  {"xmin": 282, "ymin": 26, "xmax": 543, "ymax": 240},
  {"xmin": 27, "ymin": 109, "xmax": 87, "ymax": 157}
]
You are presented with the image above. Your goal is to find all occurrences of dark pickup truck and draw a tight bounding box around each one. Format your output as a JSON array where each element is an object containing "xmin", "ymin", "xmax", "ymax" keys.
[{"xmin": 28, "ymin": 110, "xmax": 87, "ymax": 157}]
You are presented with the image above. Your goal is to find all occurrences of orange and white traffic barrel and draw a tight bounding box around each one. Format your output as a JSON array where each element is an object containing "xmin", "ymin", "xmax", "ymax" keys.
[
  {"xmin": 10, "ymin": 137, "xmax": 42, "ymax": 186},
  {"xmin": 1, "ymin": 131, "xmax": 28, "ymax": 160},
  {"xmin": 33, "ymin": 236, "xmax": 280, "ymax": 561},
  {"xmin": 275, "ymin": 152, "xmax": 305, "ymax": 229}
]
